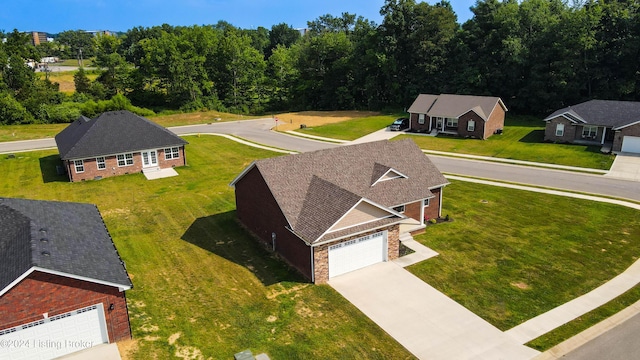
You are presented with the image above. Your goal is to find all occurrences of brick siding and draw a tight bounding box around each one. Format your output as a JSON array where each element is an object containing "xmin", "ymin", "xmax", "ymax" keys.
[
  {"xmin": 312, "ymin": 224, "xmax": 400, "ymax": 284},
  {"xmin": 484, "ymin": 103, "xmax": 506, "ymax": 139},
  {"xmin": 410, "ymin": 113, "xmax": 430, "ymax": 132},
  {"xmin": 544, "ymin": 117, "xmax": 578, "ymax": 143},
  {"xmin": 613, "ymin": 123, "xmax": 640, "ymax": 152},
  {"xmin": 234, "ymin": 166, "xmax": 313, "ymax": 279},
  {"xmin": 66, "ymin": 146, "xmax": 186, "ymax": 182},
  {"xmin": 457, "ymin": 111, "xmax": 486, "ymax": 139},
  {"xmin": 0, "ymin": 271, "xmax": 131, "ymax": 343},
  {"xmin": 425, "ymin": 187, "xmax": 442, "ymax": 221}
]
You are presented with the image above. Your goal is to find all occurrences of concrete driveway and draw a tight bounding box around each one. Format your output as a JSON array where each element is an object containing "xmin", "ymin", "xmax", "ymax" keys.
[
  {"xmin": 606, "ymin": 153, "xmax": 640, "ymax": 181},
  {"xmin": 329, "ymin": 262, "xmax": 539, "ymax": 360}
]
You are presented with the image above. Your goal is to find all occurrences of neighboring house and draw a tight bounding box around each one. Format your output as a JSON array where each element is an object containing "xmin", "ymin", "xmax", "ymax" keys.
[
  {"xmin": 543, "ymin": 100, "xmax": 640, "ymax": 153},
  {"xmin": 0, "ymin": 198, "xmax": 132, "ymax": 360},
  {"xmin": 407, "ymin": 94, "xmax": 507, "ymax": 139},
  {"xmin": 230, "ymin": 139, "xmax": 449, "ymax": 284},
  {"xmin": 55, "ymin": 110, "xmax": 188, "ymax": 182}
]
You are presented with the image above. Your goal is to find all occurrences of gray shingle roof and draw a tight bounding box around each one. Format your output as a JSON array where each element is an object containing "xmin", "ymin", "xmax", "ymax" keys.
[
  {"xmin": 55, "ymin": 110, "xmax": 188, "ymax": 160},
  {"xmin": 408, "ymin": 94, "xmax": 507, "ymax": 121},
  {"xmin": 0, "ymin": 198, "xmax": 132, "ymax": 294},
  {"xmin": 236, "ymin": 139, "xmax": 448, "ymax": 244},
  {"xmin": 544, "ymin": 100, "xmax": 640, "ymax": 128}
]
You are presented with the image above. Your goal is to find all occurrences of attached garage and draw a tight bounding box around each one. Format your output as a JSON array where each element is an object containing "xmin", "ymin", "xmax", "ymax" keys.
[
  {"xmin": 621, "ymin": 136, "xmax": 640, "ymax": 153},
  {"xmin": 328, "ymin": 231, "xmax": 388, "ymax": 278},
  {"xmin": 0, "ymin": 304, "xmax": 109, "ymax": 360}
]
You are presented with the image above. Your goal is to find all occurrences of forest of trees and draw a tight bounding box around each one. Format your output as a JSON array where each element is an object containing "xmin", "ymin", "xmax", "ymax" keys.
[{"xmin": 1, "ymin": 0, "xmax": 639, "ymax": 125}]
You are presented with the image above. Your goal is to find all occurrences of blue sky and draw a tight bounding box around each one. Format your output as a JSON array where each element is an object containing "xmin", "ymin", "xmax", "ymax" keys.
[{"xmin": 1, "ymin": 0, "xmax": 476, "ymax": 34}]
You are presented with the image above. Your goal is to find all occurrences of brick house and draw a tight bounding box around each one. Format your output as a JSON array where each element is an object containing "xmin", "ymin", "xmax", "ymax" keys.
[
  {"xmin": 55, "ymin": 110, "xmax": 188, "ymax": 182},
  {"xmin": 230, "ymin": 139, "xmax": 449, "ymax": 284},
  {"xmin": 408, "ymin": 94, "xmax": 507, "ymax": 139},
  {"xmin": 543, "ymin": 100, "xmax": 640, "ymax": 154},
  {"xmin": 0, "ymin": 198, "xmax": 132, "ymax": 360}
]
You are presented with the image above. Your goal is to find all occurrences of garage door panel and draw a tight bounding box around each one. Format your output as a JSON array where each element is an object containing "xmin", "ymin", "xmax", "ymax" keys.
[
  {"xmin": 0, "ymin": 304, "xmax": 108, "ymax": 360},
  {"xmin": 622, "ymin": 136, "xmax": 640, "ymax": 153},
  {"xmin": 328, "ymin": 231, "xmax": 387, "ymax": 278}
]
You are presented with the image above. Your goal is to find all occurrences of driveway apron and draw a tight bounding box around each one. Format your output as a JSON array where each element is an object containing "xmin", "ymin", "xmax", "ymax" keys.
[
  {"xmin": 329, "ymin": 262, "xmax": 539, "ymax": 360},
  {"xmin": 606, "ymin": 153, "xmax": 640, "ymax": 181}
]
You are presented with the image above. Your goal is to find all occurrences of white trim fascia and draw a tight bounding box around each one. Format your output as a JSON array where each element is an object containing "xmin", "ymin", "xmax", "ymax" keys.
[
  {"xmin": 229, "ymin": 161, "xmax": 257, "ymax": 187},
  {"xmin": 371, "ymin": 168, "xmax": 409, "ymax": 186},
  {"xmin": 318, "ymin": 198, "xmax": 404, "ymax": 239},
  {"xmin": 285, "ymin": 226, "xmax": 312, "ymax": 246},
  {"xmin": 428, "ymin": 182, "xmax": 450, "ymax": 191},
  {"xmin": 311, "ymin": 219, "xmax": 404, "ymax": 248},
  {"xmin": 64, "ymin": 145, "xmax": 185, "ymax": 162},
  {"xmin": 543, "ymin": 113, "xmax": 585, "ymax": 124},
  {"xmin": 0, "ymin": 267, "xmax": 131, "ymax": 297},
  {"xmin": 613, "ymin": 120, "xmax": 640, "ymax": 130}
]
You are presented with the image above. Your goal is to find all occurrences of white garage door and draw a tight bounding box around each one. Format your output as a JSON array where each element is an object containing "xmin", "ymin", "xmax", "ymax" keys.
[
  {"xmin": 621, "ymin": 136, "xmax": 640, "ymax": 153},
  {"xmin": 0, "ymin": 304, "xmax": 109, "ymax": 360},
  {"xmin": 328, "ymin": 231, "xmax": 387, "ymax": 278}
]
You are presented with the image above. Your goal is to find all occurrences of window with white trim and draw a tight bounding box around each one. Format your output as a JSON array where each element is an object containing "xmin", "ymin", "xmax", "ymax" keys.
[
  {"xmin": 418, "ymin": 114, "xmax": 425, "ymax": 124},
  {"xmin": 582, "ymin": 125, "xmax": 597, "ymax": 138},
  {"xmin": 555, "ymin": 123, "xmax": 565, "ymax": 136},
  {"xmin": 165, "ymin": 147, "xmax": 180, "ymax": 160},
  {"xmin": 467, "ymin": 120, "xmax": 475, "ymax": 132},
  {"xmin": 74, "ymin": 160, "xmax": 84, "ymax": 173},
  {"xmin": 96, "ymin": 157, "xmax": 106, "ymax": 170},
  {"xmin": 117, "ymin": 153, "xmax": 134, "ymax": 167},
  {"xmin": 424, "ymin": 198, "xmax": 430, "ymax": 206},
  {"xmin": 446, "ymin": 118, "xmax": 458, "ymax": 127}
]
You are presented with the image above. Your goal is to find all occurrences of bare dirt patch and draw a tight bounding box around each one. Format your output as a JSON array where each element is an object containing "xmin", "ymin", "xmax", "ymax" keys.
[
  {"xmin": 168, "ymin": 332, "xmax": 181, "ymax": 345},
  {"xmin": 116, "ymin": 339, "xmax": 138, "ymax": 360},
  {"xmin": 266, "ymin": 283, "xmax": 310, "ymax": 299},
  {"xmin": 511, "ymin": 282, "xmax": 530, "ymax": 290},
  {"xmin": 272, "ymin": 111, "xmax": 379, "ymax": 131}
]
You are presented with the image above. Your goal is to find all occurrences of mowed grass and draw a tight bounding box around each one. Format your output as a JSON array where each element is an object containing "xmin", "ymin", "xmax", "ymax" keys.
[
  {"xmin": 296, "ymin": 113, "xmax": 404, "ymax": 140},
  {"xmin": 397, "ymin": 115, "xmax": 615, "ymax": 170},
  {"xmin": 409, "ymin": 180, "xmax": 640, "ymax": 332},
  {"xmin": 0, "ymin": 137, "xmax": 414, "ymax": 359},
  {"xmin": 36, "ymin": 70, "xmax": 99, "ymax": 92}
]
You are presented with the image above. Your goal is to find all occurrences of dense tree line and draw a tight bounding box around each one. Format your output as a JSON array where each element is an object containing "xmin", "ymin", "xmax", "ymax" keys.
[{"xmin": 1, "ymin": 0, "xmax": 639, "ymax": 124}]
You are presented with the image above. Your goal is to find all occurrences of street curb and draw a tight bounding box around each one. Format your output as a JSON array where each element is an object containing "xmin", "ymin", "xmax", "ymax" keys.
[
  {"xmin": 532, "ymin": 300, "xmax": 640, "ymax": 359},
  {"xmin": 176, "ymin": 133, "xmax": 296, "ymax": 154}
]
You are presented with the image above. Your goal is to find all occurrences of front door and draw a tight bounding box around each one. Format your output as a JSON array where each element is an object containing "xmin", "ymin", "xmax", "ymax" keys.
[
  {"xmin": 142, "ymin": 150, "xmax": 158, "ymax": 168},
  {"xmin": 436, "ymin": 117, "xmax": 443, "ymax": 130}
]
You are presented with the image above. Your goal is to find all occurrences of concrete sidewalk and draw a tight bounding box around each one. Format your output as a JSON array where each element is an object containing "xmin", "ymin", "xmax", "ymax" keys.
[{"xmin": 330, "ymin": 262, "xmax": 540, "ymax": 360}]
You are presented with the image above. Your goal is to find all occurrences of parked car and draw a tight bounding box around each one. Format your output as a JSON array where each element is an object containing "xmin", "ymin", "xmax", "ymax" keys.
[{"xmin": 389, "ymin": 117, "xmax": 409, "ymax": 131}]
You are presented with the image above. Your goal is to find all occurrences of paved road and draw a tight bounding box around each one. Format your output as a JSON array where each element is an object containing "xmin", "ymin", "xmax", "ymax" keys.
[
  {"xmin": 561, "ymin": 312, "xmax": 640, "ymax": 360},
  {"xmin": 3, "ymin": 119, "xmax": 640, "ymax": 203},
  {"xmin": 428, "ymin": 155, "xmax": 640, "ymax": 202},
  {"xmin": 171, "ymin": 119, "xmax": 337, "ymax": 153}
]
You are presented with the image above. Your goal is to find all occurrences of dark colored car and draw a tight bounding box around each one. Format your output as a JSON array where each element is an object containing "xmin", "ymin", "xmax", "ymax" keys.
[{"xmin": 389, "ymin": 117, "xmax": 409, "ymax": 131}]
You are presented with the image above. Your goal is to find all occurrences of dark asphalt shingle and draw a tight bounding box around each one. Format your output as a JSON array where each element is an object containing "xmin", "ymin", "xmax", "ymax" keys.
[
  {"xmin": 55, "ymin": 110, "xmax": 187, "ymax": 160},
  {"xmin": 544, "ymin": 100, "xmax": 640, "ymax": 128},
  {"xmin": 0, "ymin": 198, "xmax": 132, "ymax": 293},
  {"xmin": 408, "ymin": 94, "xmax": 506, "ymax": 121}
]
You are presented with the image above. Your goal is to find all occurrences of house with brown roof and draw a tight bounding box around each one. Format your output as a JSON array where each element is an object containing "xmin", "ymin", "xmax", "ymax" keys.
[
  {"xmin": 408, "ymin": 94, "xmax": 507, "ymax": 139},
  {"xmin": 55, "ymin": 110, "xmax": 188, "ymax": 182},
  {"xmin": 543, "ymin": 100, "xmax": 640, "ymax": 153},
  {"xmin": 230, "ymin": 139, "xmax": 449, "ymax": 283}
]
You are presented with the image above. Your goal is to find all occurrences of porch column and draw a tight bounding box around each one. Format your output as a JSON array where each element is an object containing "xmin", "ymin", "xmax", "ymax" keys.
[{"xmin": 601, "ymin": 127, "xmax": 606, "ymax": 145}]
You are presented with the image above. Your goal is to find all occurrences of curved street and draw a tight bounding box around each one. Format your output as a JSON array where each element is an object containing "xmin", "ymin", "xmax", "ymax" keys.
[{"xmin": 2, "ymin": 118, "xmax": 640, "ymax": 203}]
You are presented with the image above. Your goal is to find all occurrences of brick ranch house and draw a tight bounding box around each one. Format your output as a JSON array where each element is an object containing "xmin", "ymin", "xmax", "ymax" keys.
[
  {"xmin": 0, "ymin": 198, "xmax": 132, "ymax": 360},
  {"xmin": 408, "ymin": 93, "xmax": 507, "ymax": 139},
  {"xmin": 230, "ymin": 139, "xmax": 449, "ymax": 284},
  {"xmin": 55, "ymin": 110, "xmax": 188, "ymax": 182},
  {"xmin": 543, "ymin": 99, "xmax": 640, "ymax": 154}
]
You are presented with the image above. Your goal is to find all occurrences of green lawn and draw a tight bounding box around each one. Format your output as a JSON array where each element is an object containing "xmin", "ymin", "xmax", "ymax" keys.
[
  {"xmin": 0, "ymin": 138, "xmax": 413, "ymax": 359},
  {"xmin": 409, "ymin": 180, "xmax": 640, "ymax": 332},
  {"xmin": 296, "ymin": 113, "xmax": 403, "ymax": 140},
  {"xmin": 0, "ymin": 124, "xmax": 68, "ymax": 142},
  {"xmin": 398, "ymin": 115, "xmax": 615, "ymax": 170}
]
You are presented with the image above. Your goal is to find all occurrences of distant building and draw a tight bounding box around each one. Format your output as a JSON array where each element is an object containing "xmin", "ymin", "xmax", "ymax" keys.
[
  {"xmin": 29, "ymin": 31, "xmax": 48, "ymax": 46},
  {"xmin": 85, "ymin": 30, "xmax": 113, "ymax": 37}
]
